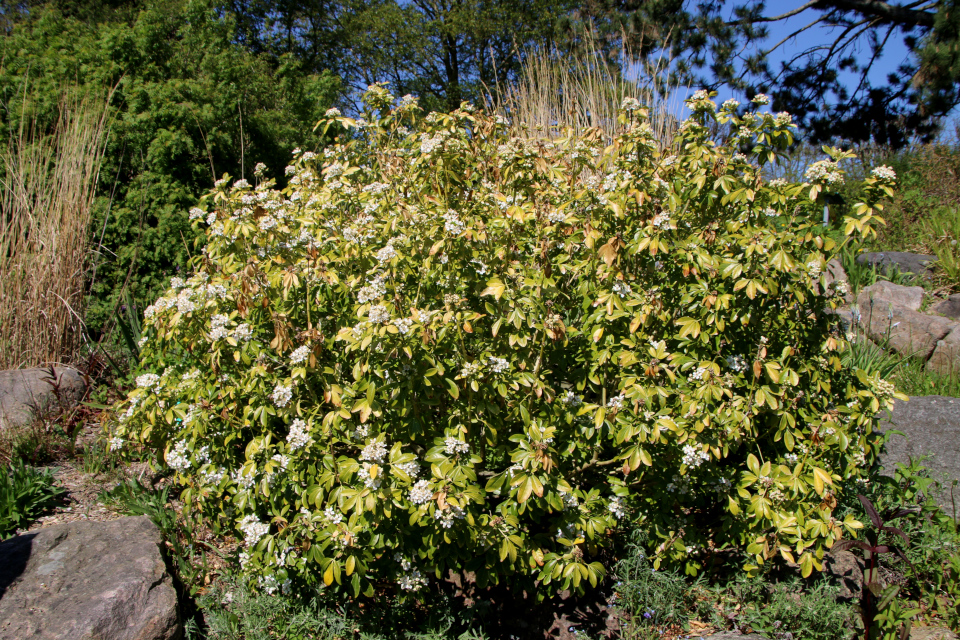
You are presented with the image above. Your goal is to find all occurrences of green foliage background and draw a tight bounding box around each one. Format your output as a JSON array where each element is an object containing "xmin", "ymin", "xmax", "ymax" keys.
[{"xmin": 0, "ymin": 0, "xmax": 339, "ymax": 336}]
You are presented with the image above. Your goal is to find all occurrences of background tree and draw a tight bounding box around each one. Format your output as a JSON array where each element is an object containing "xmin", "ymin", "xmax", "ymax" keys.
[{"xmin": 579, "ymin": 0, "xmax": 958, "ymax": 147}]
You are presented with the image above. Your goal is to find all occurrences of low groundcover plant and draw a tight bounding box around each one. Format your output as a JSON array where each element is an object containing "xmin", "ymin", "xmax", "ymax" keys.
[{"xmin": 111, "ymin": 85, "xmax": 904, "ymax": 598}]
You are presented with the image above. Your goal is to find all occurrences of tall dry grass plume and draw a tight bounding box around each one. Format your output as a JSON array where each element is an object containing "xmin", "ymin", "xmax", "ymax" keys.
[
  {"xmin": 0, "ymin": 89, "xmax": 112, "ymax": 369},
  {"xmin": 488, "ymin": 32, "xmax": 682, "ymax": 148}
]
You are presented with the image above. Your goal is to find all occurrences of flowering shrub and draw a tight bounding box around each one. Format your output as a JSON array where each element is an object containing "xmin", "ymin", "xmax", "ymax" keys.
[{"xmin": 113, "ymin": 86, "xmax": 904, "ymax": 598}]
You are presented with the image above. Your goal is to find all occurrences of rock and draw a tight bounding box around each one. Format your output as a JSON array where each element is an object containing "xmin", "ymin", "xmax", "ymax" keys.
[
  {"xmin": 859, "ymin": 281, "xmax": 925, "ymax": 312},
  {"xmin": 927, "ymin": 325, "xmax": 960, "ymax": 376},
  {"xmin": 879, "ymin": 396, "xmax": 960, "ymax": 511},
  {"xmin": 0, "ymin": 366, "xmax": 87, "ymax": 430},
  {"xmin": 855, "ymin": 251, "xmax": 937, "ymax": 277},
  {"xmin": 0, "ymin": 516, "xmax": 181, "ymax": 640},
  {"xmin": 910, "ymin": 628, "xmax": 958, "ymax": 640},
  {"xmin": 822, "ymin": 550, "xmax": 864, "ymax": 601},
  {"xmin": 823, "ymin": 259, "xmax": 855, "ymax": 303},
  {"xmin": 856, "ymin": 292, "xmax": 955, "ymax": 360},
  {"xmin": 933, "ymin": 293, "xmax": 960, "ymax": 320}
]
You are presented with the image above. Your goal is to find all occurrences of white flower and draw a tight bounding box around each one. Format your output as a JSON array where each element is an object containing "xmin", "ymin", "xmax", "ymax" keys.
[
  {"xmin": 752, "ymin": 93, "xmax": 771, "ymax": 105},
  {"xmin": 444, "ymin": 437, "xmax": 469, "ymax": 455},
  {"xmin": 409, "ymin": 479, "xmax": 433, "ymax": 504},
  {"xmin": 135, "ymin": 373, "xmax": 161, "ymax": 390},
  {"xmin": 290, "ymin": 345, "xmax": 311, "ymax": 365},
  {"xmin": 233, "ymin": 179, "xmax": 251, "ymax": 190},
  {"xmin": 375, "ymin": 244, "xmax": 397, "ymax": 263},
  {"xmin": 872, "ymin": 165, "xmax": 896, "ymax": 181},
  {"xmin": 368, "ymin": 304, "xmax": 390, "ymax": 324},
  {"xmin": 394, "ymin": 318, "xmax": 413, "ymax": 335},
  {"xmin": 681, "ymin": 444, "xmax": 710, "ymax": 468},
  {"xmin": 233, "ymin": 467, "xmax": 256, "ymax": 489},
  {"xmin": 721, "ymin": 99, "xmax": 740, "ymax": 111},
  {"xmin": 620, "ymin": 97, "xmax": 641, "ymax": 112},
  {"xmin": 361, "ymin": 439, "xmax": 388, "ymax": 463},
  {"xmin": 325, "ymin": 107, "xmax": 342, "ymax": 117},
  {"xmin": 189, "ymin": 207, "xmax": 205, "ymax": 220},
  {"xmin": 652, "ymin": 212, "xmax": 670, "ymax": 228},
  {"xmin": 805, "ymin": 160, "xmax": 844, "ymax": 185},
  {"xmin": 807, "ymin": 260, "xmax": 822, "ymax": 278},
  {"xmin": 324, "ymin": 506, "xmax": 343, "ymax": 524},
  {"xmin": 239, "ymin": 514, "xmax": 270, "ymax": 547},
  {"xmin": 488, "ymin": 357, "xmax": 510, "ymax": 373},
  {"xmin": 443, "ymin": 210, "xmax": 465, "ymax": 235},
  {"xmin": 460, "ymin": 361, "xmax": 482, "ymax": 378},
  {"xmin": 608, "ymin": 496, "xmax": 626, "ymax": 519},
  {"xmin": 358, "ymin": 462, "xmax": 381, "ymax": 490},
  {"xmin": 271, "ymin": 383, "xmax": 293, "ymax": 408},
  {"xmin": 561, "ymin": 390, "xmax": 582, "ymax": 407},
  {"xmin": 166, "ymin": 441, "xmax": 191, "ymax": 471},
  {"xmin": 358, "ymin": 274, "xmax": 387, "ymax": 303},
  {"xmin": 612, "ymin": 282, "xmax": 632, "ymax": 298},
  {"xmin": 434, "ymin": 505, "xmax": 465, "ymax": 528},
  {"xmin": 726, "ymin": 355, "xmax": 747, "ymax": 372},
  {"xmin": 234, "ymin": 323, "xmax": 253, "ymax": 342},
  {"xmin": 286, "ymin": 419, "xmax": 311, "ymax": 450},
  {"xmin": 396, "ymin": 460, "xmax": 420, "ymax": 478},
  {"xmin": 109, "ymin": 437, "xmax": 124, "ymax": 452},
  {"xmin": 607, "ymin": 393, "xmax": 625, "ymax": 410},
  {"xmin": 254, "ymin": 162, "xmax": 267, "ymax": 176},
  {"xmin": 689, "ymin": 367, "xmax": 708, "ymax": 382},
  {"xmin": 398, "ymin": 566, "xmax": 428, "ymax": 591}
]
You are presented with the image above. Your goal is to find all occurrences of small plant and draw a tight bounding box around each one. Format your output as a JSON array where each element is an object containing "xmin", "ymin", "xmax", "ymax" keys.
[
  {"xmin": 79, "ymin": 439, "xmax": 123, "ymax": 478},
  {"xmin": 833, "ymin": 494, "xmax": 919, "ymax": 640},
  {"xmin": 0, "ymin": 460, "xmax": 65, "ymax": 539},
  {"xmin": 100, "ymin": 479, "xmax": 209, "ymax": 595}
]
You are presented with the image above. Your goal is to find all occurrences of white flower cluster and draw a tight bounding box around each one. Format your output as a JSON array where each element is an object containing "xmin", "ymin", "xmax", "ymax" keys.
[
  {"xmin": 396, "ymin": 460, "xmax": 420, "ymax": 478},
  {"xmin": 375, "ymin": 244, "xmax": 397, "ymax": 263},
  {"xmin": 681, "ymin": 444, "xmax": 710, "ymax": 468},
  {"xmin": 652, "ymin": 212, "xmax": 670, "ymax": 228},
  {"xmin": 397, "ymin": 556, "xmax": 428, "ymax": 591},
  {"xmin": 460, "ymin": 361, "xmax": 482, "ymax": 378},
  {"xmin": 419, "ymin": 133, "xmax": 445, "ymax": 154},
  {"xmin": 233, "ymin": 467, "xmax": 256, "ymax": 490},
  {"xmin": 361, "ymin": 439, "xmax": 388, "ymax": 463},
  {"xmin": 804, "ymin": 160, "xmax": 844, "ymax": 185},
  {"xmin": 325, "ymin": 107, "xmax": 341, "ymax": 117},
  {"xmin": 201, "ymin": 466, "xmax": 226, "ymax": 486},
  {"xmin": 561, "ymin": 390, "xmax": 583, "ymax": 407},
  {"xmin": 561, "ymin": 491, "xmax": 579, "ymax": 509},
  {"xmin": 409, "ymin": 479, "xmax": 433, "ymax": 504},
  {"xmin": 872, "ymin": 377, "xmax": 896, "ymax": 398},
  {"xmin": 547, "ymin": 210, "xmax": 567, "ymax": 224},
  {"xmin": 234, "ymin": 323, "xmax": 253, "ymax": 342},
  {"xmin": 286, "ymin": 419, "xmax": 311, "ymax": 450},
  {"xmin": 471, "ymin": 259, "xmax": 488, "ymax": 274},
  {"xmin": 394, "ymin": 318, "xmax": 413, "ymax": 334},
  {"xmin": 689, "ymin": 367, "xmax": 708, "ymax": 382},
  {"xmin": 612, "ymin": 282, "xmax": 632, "ymax": 298},
  {"xmin": 189, "ymin": 207, "xmax": 205, "ymax": 220},
  {"xmin": 608, "ymin": 496, "xmax": 626, "ymax": 519},
  {"xmin": 368, "ymin": 304, "xmax": 390, "ymax": 324},
  {"xmin": 752, "ymin": 93, "xmax": 771, "ymax": 105},
  {"xmin": 434, "ymin": 505, "xmax": 465, "ymax": 528},
  {"xmin": 620, "ymin": 96, "xmax": 641, "ymax": 112},
  {"xmin": 136, "ymin": 373, "xmax": 161, "ymax": 391},
  {"xmin": 721, "ymin": 99, "xmax": 740, "ymax": 111},
  {"xmin": 166, "ymin": 441, "xmax": 191, "ymax": 471},
  {"xmin": 872, "ymin": 165, "xmax": 896, "ymax": 181},
  {"xmin": 667, "ymin": 474, "xmax": 691, "ymax": 494},
  {"xmin": 239, "ymin": 514, "xmax": 270, "ymax": 547},
  {"xmin": 607, "ymin": 393, "xmax": 625, "ymax": 410},
  {"xmin": 444, "ymin": 437, "xmax": 469, "ymax": 455},
  {"xmin": 488, "ymin": 356, "xmax": 510, "ymax": 373},
  {"xmin": 832, "ymin": 280, "xmax": 849, "ymax": 297},
  {"xmin": 443, "ymin": 210, "xmax": 465, "ymax": 235},
  {"xmin": 290, "ymin": 345, "xmax": 311, "ymax": 365},
  {"xmin": 807, "ymin": 260, "xmax": 822, "ymax": 278},
  {"xmin": 109, "ymin": 437, "xmax": 124, "ymax": 451},
  {"xmin": 325, "ymin": 506, "xmax": 343, "ymax": 524},
  {"xmin": 359, "ymin": 462, "xmax": 381, "ymax": 490},
  {"xmin": 358, "ymin": 274, "xmax": 387, "ymax": 303},
  {"xmin": 209, "ymin": 314, "xmax": 231, "ymax": 341},
  {"xmin": 271, "ymin": 383, "xmax": 293, "ymax": 408},
  {"xmin": 726, "ymin": 355, "xmax": 747, "ymax": 372}
]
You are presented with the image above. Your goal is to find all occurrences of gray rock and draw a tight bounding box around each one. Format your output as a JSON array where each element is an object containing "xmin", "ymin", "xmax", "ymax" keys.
[
  {"xmin": 0, "ymin": 366, "xmax": 87, "ymax": 430},
  {"xmin": 879, "ymin": 396, "xmax": 960, "ymax": 512},
  {"xmin": 927, "ymin": 325, "xmax": 960, "ymax": 376},
  {"xmin": 855, "ymin": 252, "xmax": 937, "ymax": 277},
  {"xmin": 0, "ymin": 516, "xmax": 181, "ymax": 640},
  {"xmin": 822, "ymin": 259, "xmax": 855, "ymax": 303},
  {"xmin": 856, "ymin": 293, "xmax": 955, "ymax": 360},
  {"xmin": 933, "ymin": 293, "xmax": 960, "ymax": 320},
  {"xmin": 859, "ymin": 281, "xmax": 925, "ymax": 312},
  {"xmin": 822, "ymin": 550, "xmax": 864, "ymax": 601}
]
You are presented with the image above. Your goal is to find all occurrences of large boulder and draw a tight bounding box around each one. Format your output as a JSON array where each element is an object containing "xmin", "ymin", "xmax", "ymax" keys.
[
  {"xmin": 856, "ymin": 251, "xmax": 937, "ymax": 277},
  {"xmin": 0, "ymin": 367, "xmax": 87, "ymax": 430},
  {"xmin": 858, "ymin": 281, "xmax": 925, "ymax": 312},
  {"xmin": 879, "ymin": 396, "xmax": 960, "ymax": 510},
  {"xmin": 856, "ymin": 289, "xmax": 955, "ymax": 360},
  {"xmin": 0, "ymin": 516, "xmax": 181, "ymax": 640},
  {"xmin": 933, "ymin": 293, "xmax": 960, "ymax": 320},
  {"xmin": 927, "ymin": 325, "xmax": 960, "ymax": 376}
]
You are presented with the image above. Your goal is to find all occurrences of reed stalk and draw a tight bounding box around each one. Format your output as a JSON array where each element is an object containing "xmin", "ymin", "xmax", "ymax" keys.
[{"xmin": 0, "ymin": 88, "xmax": 112, "ymax": 369}]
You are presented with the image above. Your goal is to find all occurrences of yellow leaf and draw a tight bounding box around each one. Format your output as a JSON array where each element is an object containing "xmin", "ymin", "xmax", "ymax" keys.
[{"xmin": 323, "ymin": 563, "xmax": 334, "ymax": 586}]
